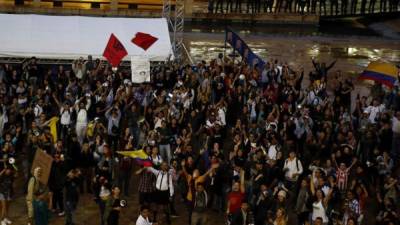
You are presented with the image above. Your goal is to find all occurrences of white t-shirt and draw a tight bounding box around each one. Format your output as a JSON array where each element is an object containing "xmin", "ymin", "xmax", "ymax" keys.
[
  {"xmin": 136, "ymin": 215, "xmax": 153, "ymax": 225},
  {"xmin": 76, "ymin": 108, "xmax": 88, "ymax": 125},
  {"xmin": 392, "ymin": 116, "xmax": 400, "ymax": 134},
  {"xmin": 364, "ymin": 104, "xmax": 385, "ymax": 123},
  {"xmin": 284, "ymin": 157, "xmax": 303, "ymax": 181},
  {"xmin": 267, "ymin": 145, "xmax": 278, "ymax": 160},
  {"xmin": 312, "ymin": 200, "xmax": 329, "ymax": 223},
  {"xmin": 60, "ymin": 107, "xmax": 73, "ymax": 125}
]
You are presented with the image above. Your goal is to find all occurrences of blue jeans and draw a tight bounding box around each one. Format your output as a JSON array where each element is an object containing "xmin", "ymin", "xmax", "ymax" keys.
[{"xmin": 33, "ymin": 200, "xmax": 49, "ymax": 225}]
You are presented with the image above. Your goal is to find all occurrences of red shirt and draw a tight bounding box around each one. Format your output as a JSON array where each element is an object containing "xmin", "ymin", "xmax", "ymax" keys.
[{"xmin": 228, "ymin": 191, "xmax": 244, "ymax": 214}]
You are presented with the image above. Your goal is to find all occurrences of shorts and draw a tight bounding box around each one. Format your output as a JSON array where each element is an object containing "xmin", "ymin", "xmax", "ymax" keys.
[{"xmin": 0, "ymin": 193, "xmax": 11, "ymax": 201}]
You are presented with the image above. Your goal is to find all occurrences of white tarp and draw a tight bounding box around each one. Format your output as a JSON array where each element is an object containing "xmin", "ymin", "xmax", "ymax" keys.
[
  {"xmin": 0, "ymin": 14, "xmax": 173, "ymax": 61},
  {"xmin": 131, "ymin": 56, "xmax": 150, "ymax": 83}
]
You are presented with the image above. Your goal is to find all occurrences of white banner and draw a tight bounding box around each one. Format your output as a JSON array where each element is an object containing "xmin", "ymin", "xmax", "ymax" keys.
[
  {"xmin": 0, "ymin": 14, "xmax": 173, "ymax": 61},
  {"xmin": 131, "ymin": 56, "xmax": 150, "ymax": 83}
]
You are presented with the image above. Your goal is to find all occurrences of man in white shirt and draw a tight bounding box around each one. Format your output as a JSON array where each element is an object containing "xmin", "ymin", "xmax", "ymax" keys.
[
  {"xmin": 267, "ymin": 135, "xmax": 279, "ymax": 161},
  {"xmin": 147, "ymin": 162, "xmax": 174, "ymax": 224},
  {"xmin": 74, "ymin": 96, "xmax": 91, "ymax": 145},
  {"xmin": 363, "ymin": 99, "xmax": 385, "ymax": 124},
  {"xmin": 33, "ymin": 99, "xmax": 44, "ymax": 121},
  {"xmin": 136, "ymin": 206, "xmax": 158, "ymax": 225},
  {"xmin": 59, "ymin": 102, "xmax": 73, "ymax": 139},
  {"xmin": 283, "ymin": 151, "xmax": 303, "ymax": 190}
]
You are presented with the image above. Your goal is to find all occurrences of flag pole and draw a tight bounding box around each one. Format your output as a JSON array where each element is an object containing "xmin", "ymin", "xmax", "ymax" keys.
[{"xmin": 224, "ymin": 26, "xmax": 227, "ymax": 74}]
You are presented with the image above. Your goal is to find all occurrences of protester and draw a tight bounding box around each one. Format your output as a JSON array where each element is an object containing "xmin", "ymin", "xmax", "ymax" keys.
[
  {"xmin": 136, "ymin": 205, "xmax": 158, "ymax": 225},
  {"xmin": 104, "ymin": 186, "xmax": 123, "ymax": 225},
  {"xmin": 26, "ymin": 167, "xmax": 52, "ymax": 225},
  {"xmin": 64, "ymin": 169, "xmax": 81, "ymax": 225},
  {"xmin": 0, "ymin": 167, "xmax": 14, "ymax": 225}
]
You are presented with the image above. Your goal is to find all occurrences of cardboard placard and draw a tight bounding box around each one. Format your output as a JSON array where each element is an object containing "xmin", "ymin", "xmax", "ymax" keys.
[{"xmin": 30, "ymin": 150, "xmax": 53, "ymax": 185}]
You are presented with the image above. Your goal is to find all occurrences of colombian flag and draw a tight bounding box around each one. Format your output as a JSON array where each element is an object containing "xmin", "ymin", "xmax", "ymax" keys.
[
  {"xmin": 117, "ymin": 149, "xmax": 152, "ymax": 167},
  {"xmin": 359, "ymin": 61, "xmax": 399, "ymax": 88}
]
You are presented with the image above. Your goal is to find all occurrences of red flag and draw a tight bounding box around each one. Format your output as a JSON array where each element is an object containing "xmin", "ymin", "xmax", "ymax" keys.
[
  {"xmin": 103, "ymin": 33, "xmax": 128, "ymax": 67},
  {"xmin": 131, "ymin": 32, "xmax": 158, "ymax": 51}
]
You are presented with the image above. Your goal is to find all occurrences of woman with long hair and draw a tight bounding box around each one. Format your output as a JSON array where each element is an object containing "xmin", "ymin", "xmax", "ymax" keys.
[
  {"xmin": 310, "ymin": 172, "xmax": 330, "ymax": 225},
  {"xmin": 104, "ymin": 187, "xmax": 122, "ymax": 225},
  {"xmin": 274, "ymin": 208, "xmax": 287, "ymax": 225}
]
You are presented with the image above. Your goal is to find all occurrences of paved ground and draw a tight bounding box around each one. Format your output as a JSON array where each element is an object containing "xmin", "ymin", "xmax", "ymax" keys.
[{"xmin": 9, "ymin": 172, "xmax": 225, "ymax": 225}]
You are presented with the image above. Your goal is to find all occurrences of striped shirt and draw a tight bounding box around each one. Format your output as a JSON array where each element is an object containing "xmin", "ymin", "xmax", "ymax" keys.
[
  {"xmin": 348, "ymin": 199, "xmax": 360, "ymax": 216},
  {"xmin": 138, "ymin": 171, "xmax": 156, "ymax": 193}
]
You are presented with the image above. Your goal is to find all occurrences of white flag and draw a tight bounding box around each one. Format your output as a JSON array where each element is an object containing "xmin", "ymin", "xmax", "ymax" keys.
[{"xmin": 131, "ymin": 56, "xmax": 150, "ymax": 83}]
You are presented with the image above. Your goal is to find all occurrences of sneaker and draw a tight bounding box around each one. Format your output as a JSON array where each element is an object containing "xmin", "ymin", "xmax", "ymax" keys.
[
  {"xmin": 3, "ymin": 218, "xmax": 11, "ymax": 224},
  {"xmin": 58, "ymin": 211, "xmax": 65, "ymax": 217},
  {"xmin": 1, "ymin": 220, "xmax": 7, "ymax": 225}
]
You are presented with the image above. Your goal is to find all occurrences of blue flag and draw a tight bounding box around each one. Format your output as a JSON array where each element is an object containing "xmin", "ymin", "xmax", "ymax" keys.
[{"xmin": 225, "ymin": 27, "xmax": 266, "ymax": 70}]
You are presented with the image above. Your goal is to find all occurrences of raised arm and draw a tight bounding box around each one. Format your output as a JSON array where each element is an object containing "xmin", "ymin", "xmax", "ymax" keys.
[
  {"xmin": 323, "ymin": 188, "xmax": 332, "ymax": 208},
  {"xmin": 347, "ymin": 158, "xmax": 357, "ymax": 171},
  {"xmin": 326, "ymin": 60, "xmax": 337, "ymax": 71},
  {"xmin": 135, "ymin": 167, "xmax": 146, "ymax": 175},
  {"xmin": 310, "ymin": 171, "xmax": 316, "ymax": 195},
  {"xmin": 180, "ymin": 160, "xmax": 188, "ymax": 178},
  {"xmin": 52, "ymin": 93, "xmax": 62, "ymax": 109},
  {"xmin": 312, "ymin": 58, "xmax": 318, "ymax": 70},
  {"xmin": 239, "ymin": 168, "xmax": 245, "ymax": 193},
  {"xmin": 105, "ymin": 107, "xmax": 113, "ymax": 119},
  {"xmin": 331, "ymin": 154, "xmax": 339, "ymax": 169},
  {"xmin": 146, "ymin": 167, "xmax": 159, "ymax": 176},
  {"xmin": 168, "ymin": 173, "xmax": 174, "ymax": 197}
]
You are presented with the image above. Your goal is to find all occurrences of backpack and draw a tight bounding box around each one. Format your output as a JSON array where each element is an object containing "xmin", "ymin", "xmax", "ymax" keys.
[
  {"xmin": 284, "ymin": 158, "xmax": 301, "ymax": 172},
  {"xmin": 194, "ymin": 190, "xmax": 208, "ymax": 212}
]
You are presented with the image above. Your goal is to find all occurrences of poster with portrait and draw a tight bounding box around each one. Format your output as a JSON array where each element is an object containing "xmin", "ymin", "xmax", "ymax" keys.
[{"xmin": 131, "ymin": 56, "xmax": 150, "ymax": 83}]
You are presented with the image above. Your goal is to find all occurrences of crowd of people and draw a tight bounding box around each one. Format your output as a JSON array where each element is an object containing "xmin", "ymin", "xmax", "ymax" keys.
[
  {"xmin": 0, "ymin": 53, "xmax": 398, "ymax": 225},
  {"xmin": 207, "ymin": 0, "xmax": 400, "ymax": 15}
]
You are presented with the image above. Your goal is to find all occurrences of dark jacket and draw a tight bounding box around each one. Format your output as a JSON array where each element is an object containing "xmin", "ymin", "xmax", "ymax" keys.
[
  {"xmin": 65, "ymin": 176, "xmax": 81, "ymax": 207},
  {"xmin": 231, "ymin": 209, "xmax": 254, "ymax": 225},
  {"xmin": 49, "ymin": 160, "xmax": 67, "ymax": 191}
]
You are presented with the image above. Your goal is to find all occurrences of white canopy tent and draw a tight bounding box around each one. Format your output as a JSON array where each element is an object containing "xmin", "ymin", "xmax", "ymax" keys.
[{"xmin": 0, "ymin": 14, "xmax": 173, "ymax": 61}]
